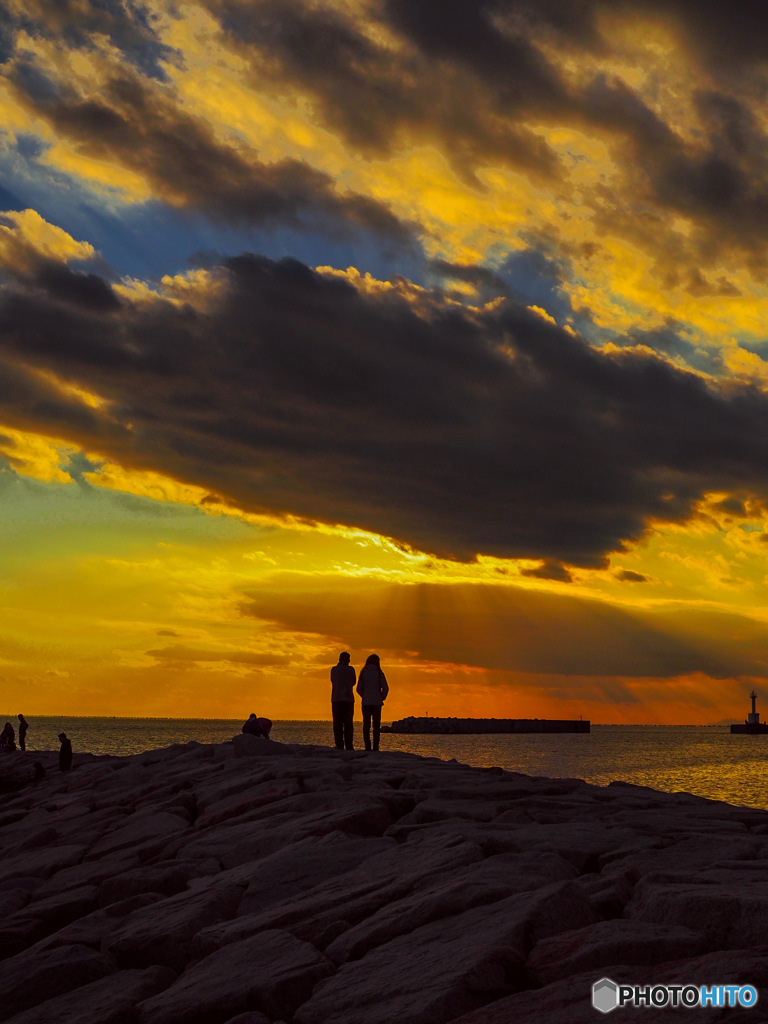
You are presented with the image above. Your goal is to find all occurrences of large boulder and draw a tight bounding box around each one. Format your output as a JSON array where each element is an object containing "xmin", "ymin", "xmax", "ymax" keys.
[
  {"xmin": 0, "ymin": 943, "xmax": 115, "ymax": 1020},
  {"xmin": 176, "ymin": 795, "xmax": 398, "ymax": 869},
  {"xmin": 452, "ymin": 947, "xmax": 768, "ymax": 1024},
  {"xmin": 195, "ymin": 779, "xmax": 302, "ymax": 828},
  {"xmin": 232, "ymin": 735, "xmax": 292, "ymax": 758},
  {"xmin": 326, "ymin": 850, "xmax": 577, "ymax": 965},
  {"xmin": 295, "ymin": 881, "xmax": 601, "ymax": 1024},
  {"xmin": 192, "ymin": 831, "xmax": 485, "ymax": 958},
  {"xmin": 526, "ymin": 919, "xmax": 705, "ymax": 985},
  {"xmin": 626, "ymin": 879, "xmax": 768, "ymax": 951},
  {"xmin": 6, "ymin": 966, "xmax": 176, "ymax": 1024},
  {"xmin": 136, "ymin": 929, "xmax": 333, "ymax": 1024},
  {"xmin": 34, "ymin": 856, "xmax": 142, "ymax": 900},
  {"xmin": 97, "ymin": 864, "xmax": 193, "ymax": 907},
  {"xmin": 32, "ymin": 893, "xmax": 167, "ymax": 951},
  {"xmin": 0, "ymin": 845, "xmax": 86, "ymax": 887},
  {"xmin": 0, "ymin": 885, "xmax": 99, "ymax": 958},
  {"xmin": 0, "ymin": 756, "xmax": 46, "ymax": 793},
  {"xmin": 237, "ymin": 831, "xmax": 395, "ymax": 916},
  {"xmin": 104, "ymin": 883, "xmax": 245, "ymax": 970},
  {"xmin": 85, "ymin": 812, "xmax": 190, "ymax": 861}
]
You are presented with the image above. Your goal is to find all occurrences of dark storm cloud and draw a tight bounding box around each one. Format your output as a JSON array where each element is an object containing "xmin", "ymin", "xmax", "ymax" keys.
[
  {"xmin": 0, "ymin": 352, "xmax": 125, "ymax": 441},
  {"xmin": 240, "ymin": 580, "xmax": 768, "ymax": 681},
  {"xmin": 198, "ymin": 0, "xmax": 768, "ymax": 266},
  {"xmin": 201, "ymin": 0, "xmax": 664, "ymax": 176},
  {"xmin": 203, "ymin": 0, "xmax": 563, "ymax": 180},
  {"xmin": 34, "ymin": 261, "xmax": 121, "ymax": 311},
  {"xmin": 380, "ymin": 0, "xmax": 768, "ymax": 76},
  {"xmin": 4, "ymin": 254, "xmax": 768, "ymax": 565},
  {"xmin": 9, "ymin": 69, "xmax": 414, "ymax": 243},
  {"xmin": 628, "ymin": 0, "xmax": 768, "ymax": 69},
  {"xmin": 386, "ymin": 0, "xmax": 768, "ymax": 258},
  {"xmin": 382, "ymin": 0, "xmax": 565, "ymax": 105},
  {"xmin": 640, "ymin": 91, "xmax": 768, "ymax": 254},
  {"xmin": 1, "ymin": 0, "xmax": 173, "ymax": 77},
  {"xmin": 5, "ymin": 0, "xmax": 766, "ymax": 270}
]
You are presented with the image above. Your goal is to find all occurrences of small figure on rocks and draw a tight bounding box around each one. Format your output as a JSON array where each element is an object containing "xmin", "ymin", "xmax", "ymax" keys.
[
  {"xmin": 356, "ymin": 654, "xmax": 389, "ymax": 752},
  {"xmin": 17, "ymin": 714, "xmax": 28, "ymax": 752},
  {"xmin": 242, "ymin": 713, "xmax": 272, "ymax": 739},
  {"xmin": 331, "ymin": 651, "xmax": 356, "ymax": 750},
  {"xmin": 58, "ymin": 732, "xmax": 73, "ymax": 772},
  {"xmin": 0, "ymin": 722, "xmax": 16, "ymax": 752}
]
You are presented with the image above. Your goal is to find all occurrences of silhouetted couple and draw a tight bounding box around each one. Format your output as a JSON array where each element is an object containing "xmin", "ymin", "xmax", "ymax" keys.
[{"xmin": 331, "ymin": 652, "xmax": 389, "ymax": 751}]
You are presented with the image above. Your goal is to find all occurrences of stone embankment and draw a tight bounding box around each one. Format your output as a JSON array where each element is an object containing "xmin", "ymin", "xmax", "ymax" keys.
[
  {"xmin": 1, "ymin": 735, "xmax": 768, "ymax": 1023},
  {"xmin": 387, "ymin": 716, "xmax": 590, "ymax": 734}
]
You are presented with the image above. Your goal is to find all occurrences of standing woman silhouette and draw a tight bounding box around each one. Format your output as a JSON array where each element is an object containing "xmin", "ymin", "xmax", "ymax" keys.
[{"xmin": 356, "ymin": 654, "xmax": 389, "ymax": 751}]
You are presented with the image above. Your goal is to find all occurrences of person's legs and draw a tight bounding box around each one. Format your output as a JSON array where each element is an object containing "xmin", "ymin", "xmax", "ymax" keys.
[
  {"xmin": 342, "ymin": 702, "xmax": 354, "ymax": 750},
  {"xmin": 371, "ymin": 705, "xmax": 382, "ymax": 750},
  {"xmin": 362, "ymin": 705, "xmax": 372, "ymax": 750},
  {"xmin": 332, "ymin": 703, "xmax": 345, "ymax": 749}
]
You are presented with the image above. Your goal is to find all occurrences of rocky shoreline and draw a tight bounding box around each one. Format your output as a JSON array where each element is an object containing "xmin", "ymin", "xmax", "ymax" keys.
[{"xmin": 1, "ymin": 735, "xmax": 768, "ymax": 1023}]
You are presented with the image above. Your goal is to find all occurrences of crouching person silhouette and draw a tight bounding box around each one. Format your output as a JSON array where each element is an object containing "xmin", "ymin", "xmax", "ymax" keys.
[{"xmin": 242, "ymin": 713, "xmax": 272, "ymax": 738}]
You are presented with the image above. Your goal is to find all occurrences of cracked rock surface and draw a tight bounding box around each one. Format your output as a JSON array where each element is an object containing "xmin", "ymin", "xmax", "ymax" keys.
[{"xmin": 2, "ymin": 737, "xmax": 768, "ymax": 1023}]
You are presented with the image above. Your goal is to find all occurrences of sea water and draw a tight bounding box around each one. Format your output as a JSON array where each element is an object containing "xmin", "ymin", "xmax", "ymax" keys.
[{"xmin": 3, "ymin": 718, "xmax": 767, "ymax": 810}]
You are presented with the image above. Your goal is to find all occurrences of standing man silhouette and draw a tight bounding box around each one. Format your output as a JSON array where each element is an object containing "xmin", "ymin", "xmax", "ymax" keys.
[
  {"xmin": 17, "ymin": 714, "xmax": 28, "ymax": 752},
  {"xmin": 331, "ymin": 652, "xmax": 356, "ymax": 750},
  {"xmin": 357, "ymin": 654, "xmax": 389, "ymax": 751},
  {"xmin": 58, "ymin": 732, "xmax": 72, "ymax": 772}
]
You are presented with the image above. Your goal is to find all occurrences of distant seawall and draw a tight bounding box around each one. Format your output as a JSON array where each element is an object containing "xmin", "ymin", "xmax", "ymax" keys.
[{"xmin": 386, "ymin": 717, "xmax": 590, "ymax": 734}]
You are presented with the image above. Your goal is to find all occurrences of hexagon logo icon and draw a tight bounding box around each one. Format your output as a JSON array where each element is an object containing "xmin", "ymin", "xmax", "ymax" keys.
[{"xmin": 593, "ymin": 977, "xmax": 619, "ymax": 1014}]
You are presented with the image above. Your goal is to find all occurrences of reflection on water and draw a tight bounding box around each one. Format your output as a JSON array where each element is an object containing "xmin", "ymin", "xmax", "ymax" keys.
[
  {"xmin": 383, "ymin": 726, "xmax": 768, "ymax": 810},
  {"xmin": 4, "ymin": 718, "xmax": 767, "ymax": 810}
]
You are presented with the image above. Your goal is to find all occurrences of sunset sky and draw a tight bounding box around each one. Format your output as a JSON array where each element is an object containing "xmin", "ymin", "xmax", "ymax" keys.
[{"xmin": 3, "ymin": 0, "xmax": 768, "ymax": 722}]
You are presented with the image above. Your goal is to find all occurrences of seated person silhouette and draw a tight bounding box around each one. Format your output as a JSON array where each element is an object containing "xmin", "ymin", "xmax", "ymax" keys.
[{"xmin": 0, "ymin": 722, "xmax": 16, "ymax": 752}]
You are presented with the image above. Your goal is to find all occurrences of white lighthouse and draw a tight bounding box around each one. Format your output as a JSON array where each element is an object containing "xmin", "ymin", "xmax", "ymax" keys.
[
  {"xmin": 731, "ymin": 690, "xmax": 768, "ymax": 733},
  {"xmin": 748, "ymin": 690, "xmax": 760, "ymax": 727}
]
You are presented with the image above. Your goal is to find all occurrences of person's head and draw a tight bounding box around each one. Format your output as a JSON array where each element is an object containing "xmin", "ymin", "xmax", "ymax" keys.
[
  {"xmin": 248, "ymin": 713, "xmax": 257, "ymax": 719},
  {"xmin": 17, "ymin": 714, "xmax": 23, "ymax": 720},
  {"xmin": 58, "ymin": 733, "xmax": 67, "ymax": 742},
  {"xmin": 3, "ymin": 722, "xmax": 10, "ymax": 729},
  {"xmin": 365, "ymin": 654, "xmax": 380, "ymax": 666},
  {"xmin": 339, "ymin": 652, "xmax": 350, "ymax": 665}
]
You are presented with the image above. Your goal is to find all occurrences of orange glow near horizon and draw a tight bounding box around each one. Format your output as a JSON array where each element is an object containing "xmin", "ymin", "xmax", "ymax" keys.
[
  {"xmin": 3, "ymin": 3, "xmax": 768, "ymax": 726},
  {"xmin": 0, "ymin": 423, "xmax": 766, "ymax": 724}
]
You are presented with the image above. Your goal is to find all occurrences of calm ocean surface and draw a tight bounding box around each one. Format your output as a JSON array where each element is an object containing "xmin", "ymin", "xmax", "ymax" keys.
[{"xmin": 4, "ymin": 718, "xmax": 768, "ymax": 810}]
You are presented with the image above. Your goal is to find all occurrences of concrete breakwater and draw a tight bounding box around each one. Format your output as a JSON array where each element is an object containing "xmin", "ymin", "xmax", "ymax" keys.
[
  {"xmin": 1, "ymin": 736, "xmax": 768, "ymax": 1023},
  {"xmin": 386, "ymin": 716, "xmax": 591, "ymax": 733}
]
